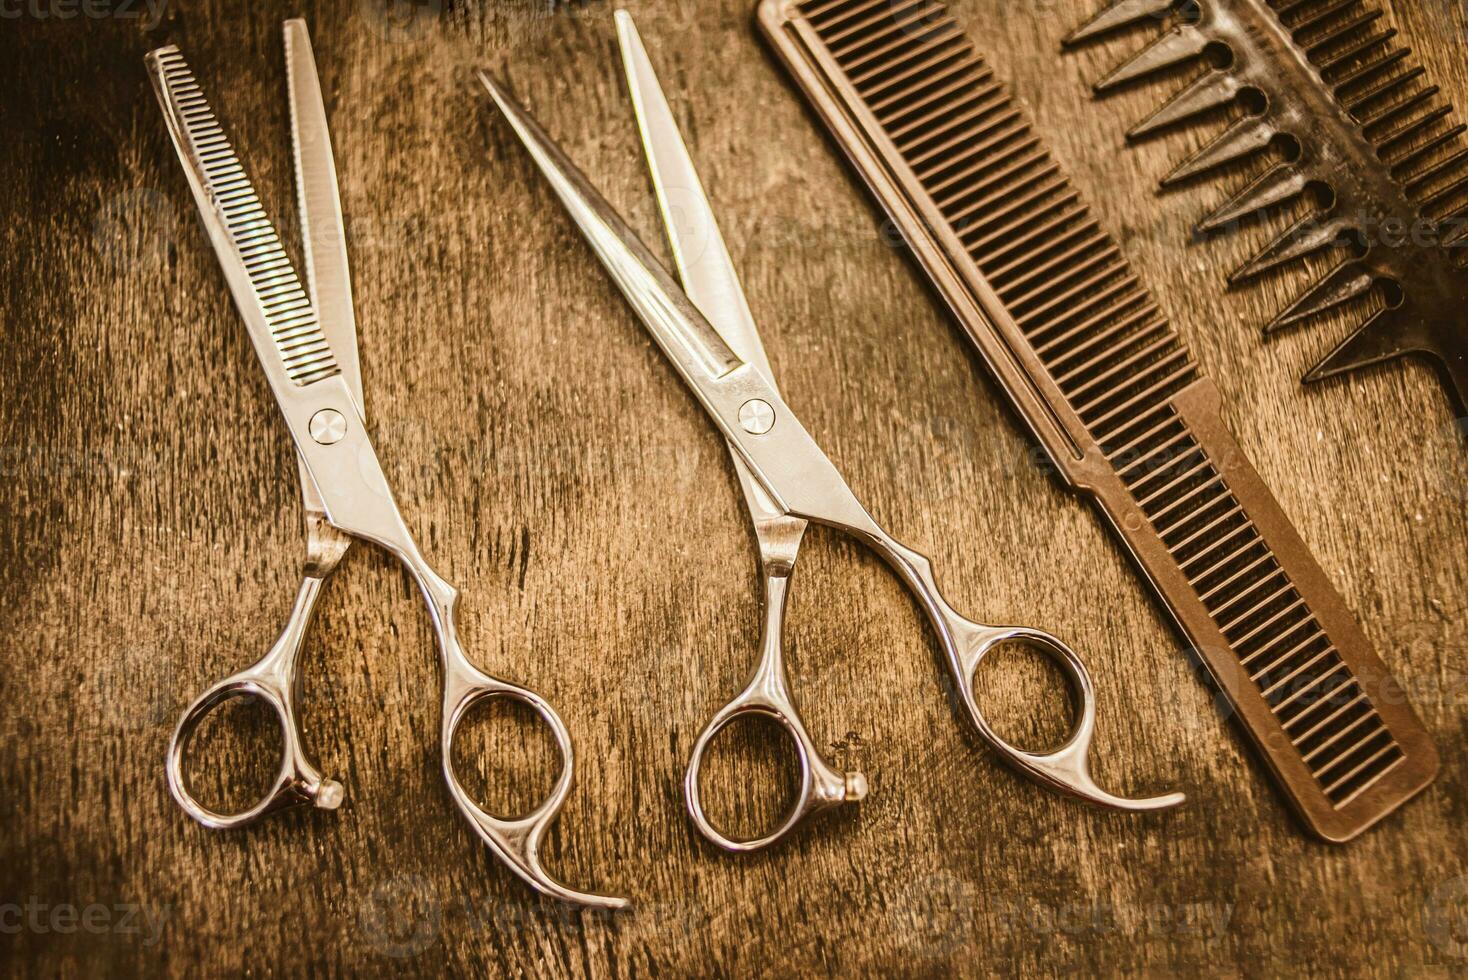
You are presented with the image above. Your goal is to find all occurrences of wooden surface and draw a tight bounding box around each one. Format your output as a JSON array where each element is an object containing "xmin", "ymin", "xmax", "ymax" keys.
[{"xmin": 3, "ymin": 0, "xmax": 1467, "ymax": 974}]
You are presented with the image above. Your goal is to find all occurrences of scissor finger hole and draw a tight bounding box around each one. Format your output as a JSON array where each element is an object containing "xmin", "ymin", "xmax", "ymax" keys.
[
  {"xmin": 969, "ymin": 638, "xmax": 1078, "ymax": 755},
  {"xmin": 693, "ymin": 714, "xmax": 802, "ymax": 844},
  {"xmin": 449, "ymin": 694, "xmax": 563, "ymax": 820},
  {"xmin": 177, "ymin": 690, "xmax": 287, "ymax": 816}
]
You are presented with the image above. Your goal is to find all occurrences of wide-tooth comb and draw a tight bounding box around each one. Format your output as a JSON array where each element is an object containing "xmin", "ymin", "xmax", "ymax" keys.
[
  {"xmin": 1065, "ymin": 0, "xmax": 1468, "ymax": 418},
  {"xmin": 146, "ymin": 45, "xmax": 339, "ymax": 386},
  {"xmin": 758, "ymin": 0, "xmax": 1437, "ymax": 841}
]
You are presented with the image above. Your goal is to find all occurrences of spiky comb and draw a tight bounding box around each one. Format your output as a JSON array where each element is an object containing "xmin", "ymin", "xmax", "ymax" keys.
[{"xmin": 1065, "ymin": 0, "xmax": 1468, "ymax": 418}]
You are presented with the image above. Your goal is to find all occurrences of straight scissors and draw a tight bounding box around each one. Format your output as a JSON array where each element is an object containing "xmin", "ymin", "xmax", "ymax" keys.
[
  {"xmin": 149, "ymin": 20, "xmax": 623, "ymax": 908},
  {"xmin": 480, "ymin": 11, "xmax": 1185, "ymax": 850}
]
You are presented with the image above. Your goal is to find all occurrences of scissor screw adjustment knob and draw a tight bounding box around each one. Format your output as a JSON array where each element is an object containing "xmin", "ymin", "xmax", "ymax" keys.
[
  {"xmin": 309, "ymin": 409, "xmax": 348, "ymax": 445},
  {"xmin": 738, "ymin": 399, "xmax": 775, "ymax": 435}
]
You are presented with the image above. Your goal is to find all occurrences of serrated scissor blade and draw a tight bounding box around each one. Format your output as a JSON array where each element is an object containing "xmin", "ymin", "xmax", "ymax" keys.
[
  {"xmin": 147, "ymin": 44, "xmax": 340, "ymax": 388},
  {"xmin": 285, "ymin": 18, "xmax": 363, "ymax": 416}
]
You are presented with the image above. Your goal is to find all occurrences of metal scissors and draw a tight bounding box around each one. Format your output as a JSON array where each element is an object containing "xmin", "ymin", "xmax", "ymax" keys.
[
  {"xmin": 149, "ymin": 19, "xmax": 623, "ymax": 908},
  {"xmin": 480, "ymin": 11, "xmax": 1185, "ymax": 849}
]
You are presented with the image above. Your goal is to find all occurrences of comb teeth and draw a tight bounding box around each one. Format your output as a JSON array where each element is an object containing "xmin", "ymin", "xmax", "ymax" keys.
[
  {"xmin": 148, "ymin": 46, "xmax": 338, "ymax": 386},
  {"xmin": 1130, "ymin": 69, "xmax": 1244, "ymax": 138},
  {"xmin": 1343, "ymin": 63, "xmax": 1424, "ymax": 111},
  {"xmin": 1335, "ymin": 48, "xmax": 1414, "ymax": 100},
  {"xmin": 1305, "ymin": 8, "xmax": 1383, "ymax": 55},
  {"xmin": 1315, "ymin": 26, "xmax": 1397, "ymax": 73},
  {"xmin": 1095, "ymin": 25, "xmax": 1210, "ymax": 92},
  {"xmin": 803, "ymin": 0, "xmax": 1200, "ymax": 443},
  {"xmin": 1198, "ymin": 162, "xmax": 1310, "ymax": 231},
  {"xmin": 1068, "ymin": 0, "xmax": 1468, "ymax": 417},
  {"xmin": 764, "ymin": 0, "xmax": 1437, "ymax": 841},
  {"xmin": 1266, "ymin": 261, "xmax": 1377, "ymax": 332},
  {"xmin": 1163, "ymin": 115, "xmax": 1279, "ymax": 185},
  {"xmin": 1231, "ymin": 213, "xmax": 1353, "ymax": 284},
  {"xmin": 1064, "ymin": 0, "xmax": 1176, "ymax": 45},
  {"xmin": 1292, "ymin": 0, "xmax": 1358, "ymax": 33},
  {"xmin": 1304, "ymin": 303, "xmax": 1416, "ymax": 382}
]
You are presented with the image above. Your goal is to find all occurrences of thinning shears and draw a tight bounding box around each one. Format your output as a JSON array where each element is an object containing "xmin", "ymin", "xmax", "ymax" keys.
[
  {"xmin": 149, "ymin": 20, "xmax": 623, "ymax": 908},
  {"xmin": 481, "ymin": 11, "xmax": 1184, "ymax": 850}
]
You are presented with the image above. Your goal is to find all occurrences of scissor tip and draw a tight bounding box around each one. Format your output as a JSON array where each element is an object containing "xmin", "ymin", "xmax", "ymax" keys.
[
  {"xmin": 614, "ymin": 9, "xmax": 647, "ymax": 60},
  {"xmin": 476, "ymin": 70, "xmax": 507, "ymax": 103},
  {"xmin": 316, "ymin": 779, "xmax": 345, "ymax": 810}
]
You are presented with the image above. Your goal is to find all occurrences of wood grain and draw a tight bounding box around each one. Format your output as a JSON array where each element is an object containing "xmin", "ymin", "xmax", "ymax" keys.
[{"xmin": 1, "ymin": 0, "xmax": 1465, "ymax": 974}]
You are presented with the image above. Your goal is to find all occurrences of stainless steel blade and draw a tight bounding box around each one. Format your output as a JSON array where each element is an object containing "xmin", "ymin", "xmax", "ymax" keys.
[
  {"xmin": 481, "ymin": 71, "xmax": 875, "ymax": 533},
  {"xmin": 285, "ymin": 18, "xmax": 363, "ymax": 415},
  {"xmin": 479, "ymin": 72, "xmax": 744, "ymax": 383},
  {"xmin": 616, "ymin": 11, "xmax": 777, "ymax": 387},
  {"xmin": 147, "ymin": 45, "xmax": 339, "ymax": 388},
  {"xmin": 615, "ymin": 10, "xmax": 802, "ymax": 550}
]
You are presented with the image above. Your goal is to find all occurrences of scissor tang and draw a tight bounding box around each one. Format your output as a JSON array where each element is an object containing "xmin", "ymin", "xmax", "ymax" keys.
[
  {"xmin": 150, "ymin": 27, "xmax": 624, "ymax": 907},
  {"xmin": 484, "ymin": 72, "xmax": 1183, "ymax": 812}
]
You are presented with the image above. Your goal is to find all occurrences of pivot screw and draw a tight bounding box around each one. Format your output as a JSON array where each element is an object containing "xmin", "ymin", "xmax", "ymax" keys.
[
  {"xmin": 309, "ymin": 409, "xmax": 347, "ymax": 445},
  {"xmin": 738, "ymin": 398, "xmax": 775, "ymax": 435}
]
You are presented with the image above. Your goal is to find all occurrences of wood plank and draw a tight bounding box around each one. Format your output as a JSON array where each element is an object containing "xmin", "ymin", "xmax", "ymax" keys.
[{"xmin": 1, "ymin": 0, "xmax": 1464, "ymax": 973}]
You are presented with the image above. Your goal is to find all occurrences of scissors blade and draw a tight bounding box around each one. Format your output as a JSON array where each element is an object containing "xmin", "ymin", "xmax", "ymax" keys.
[
  {"xmin": 615, "ymin": 12, "xmax": 776, "ymax": 388},
  {"xmin": 615, "ymin": 12, "xmax": 801, "ymax": 548},
  {"xmin": 285, "ymin": 18, "xmax": 363, "ymax": 417},
  {"xmin": 147, "ymin": 44, "xmax": 342, "ymax": 392},
  {"xmin": 148, "ymin": 43, "xmax": 405, "ymax": 538},
  {"xmin": 482, "ymin": 74, "xmax": 876, "ymax": 534},
  {"xmin": 479, "ymin": 73, "xmax": 744, "ymax": 385},
  {"xmin": 150, "ymin": 42, "xmax": 424, "ymax": 559}
]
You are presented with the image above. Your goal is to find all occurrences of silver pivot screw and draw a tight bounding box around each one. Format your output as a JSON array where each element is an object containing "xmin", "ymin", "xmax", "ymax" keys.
[
  {"xmin": 309, "ymin": 409, "xmax": 347, "ymax": 445},
  {"xmin": 738, "ymin": 398, "xmax": 775, "ymax": 435}
]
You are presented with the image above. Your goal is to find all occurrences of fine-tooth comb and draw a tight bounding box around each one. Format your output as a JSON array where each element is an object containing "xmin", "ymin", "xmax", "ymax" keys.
[
  {"xmin": 757, "ymin": 0, "xmax": 1437, "ymax": 840},
  {"xmin": 1064, "ymin": 0, "xmax": 1468, "ymax": 418},
  {"xmin": 146, "ymin": 45, "xmax": 341, "ymax": 386}
]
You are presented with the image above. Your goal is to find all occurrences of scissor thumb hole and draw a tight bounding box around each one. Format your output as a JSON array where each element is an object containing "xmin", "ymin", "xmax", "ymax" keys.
[
  {"xmin": 966, "ymin": 635, "xmax": 1084, "ymax": 756},
  {"xmin": 170, "ymin": 686, "xmax": 291, "ymax": 819},
  {"xmin": 687, "ymin": 711, "xmax": 805, "ymax": 847},
  {"xmin": 446, "ymin": 692, "xmax": 567, "ymax": 822}
]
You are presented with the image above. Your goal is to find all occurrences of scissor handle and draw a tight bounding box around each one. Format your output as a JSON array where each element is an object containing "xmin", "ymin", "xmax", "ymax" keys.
[
  {"xmin": 684, "ymin": 573, "xmax": 866, "ymax": 852},
  {"xmin": 954, "ymin": 626, "xmax": 1183, "ymax": 809},
  {"xmin": 871, "ymin": 534, "xmax": 1185, "ymax": 812},
  {"xmin": 166, "ymin": 576, "xmax": 345, "ymax": 829},
  {"xmin": 402, "ymin": 559, "xmax": 627, "ymax": 909}
]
